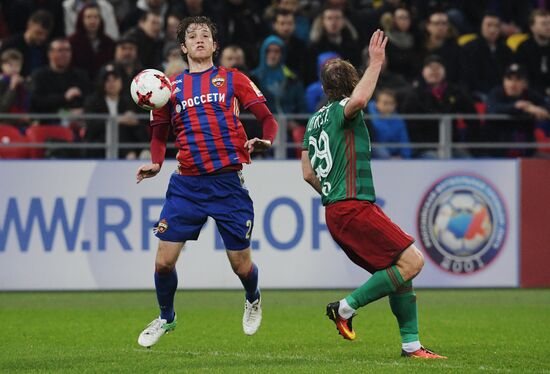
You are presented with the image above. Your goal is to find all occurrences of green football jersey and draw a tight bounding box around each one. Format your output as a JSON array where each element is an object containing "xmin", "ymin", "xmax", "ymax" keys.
[{"xmin": 302, "ymin": 98, "xmax": 376, "ymax": 206}]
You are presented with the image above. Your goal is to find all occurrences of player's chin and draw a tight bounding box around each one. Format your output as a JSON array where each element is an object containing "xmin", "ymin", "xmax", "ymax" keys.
[{"xmin": 193, "ymin": 50, "xmax": 211, "ymax": 58}]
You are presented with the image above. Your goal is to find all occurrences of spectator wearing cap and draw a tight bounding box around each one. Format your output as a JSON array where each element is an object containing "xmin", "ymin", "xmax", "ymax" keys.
[
  {"xmin": 68, "ymin": 4, "xmax": 115, "ymax": 80},
  {"xmin": 0, "ymin": 10, "xmax": 53, "ymax": 77},
  {"xmin": 420, "ymin": 11, "xmax": 461, "ymax": 83},
  {"xmin": 515, "ymin": 9, "xmax": 550, "ymax": 97},
  {"xmin": 83, "ymin": 64, "xmax": 148, "ymax": 159},
  {"xmin": 109, "ymin": 37, "xmax": 142, "ymax": 100},
  {"xmin": 461, "ymin": 12, "xmax": 513, "ymax": 100},
  {"xmin": 30, "ymin": 38, "xmax": 91, "ymax": 118},
  {"xmin": 486, "ymin": 63, "xmax": 550, "ymax": 157},
  {"xmin": 402, "ymin": 55, "xmax": 478, "ymax": 158}
]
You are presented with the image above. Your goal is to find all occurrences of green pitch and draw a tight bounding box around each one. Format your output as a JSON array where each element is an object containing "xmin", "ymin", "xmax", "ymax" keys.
[{"xmin": 1, "ymin": 290, "xmax": 549, "ymax": 373}]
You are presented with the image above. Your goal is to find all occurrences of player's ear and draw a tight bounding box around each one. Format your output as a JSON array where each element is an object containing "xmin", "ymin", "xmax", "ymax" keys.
[{"xmin": 180, "ymin": 43, "xmax": 187, "ymax": 54}]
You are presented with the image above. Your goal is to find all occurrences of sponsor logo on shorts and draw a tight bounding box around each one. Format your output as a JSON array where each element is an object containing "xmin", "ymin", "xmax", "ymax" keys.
[
  {"xmin": 417, "ymin": 175, "xmax": 507, "ymax": 274},
  {"xmin": 155, "ymin": 219, "xmax": 169, "ymax": 234}
]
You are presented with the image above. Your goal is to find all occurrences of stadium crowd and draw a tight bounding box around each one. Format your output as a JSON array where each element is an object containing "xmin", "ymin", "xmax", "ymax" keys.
[{"xmin": 1, "ymin": 0, "xmax": 550, "ymax": 159}]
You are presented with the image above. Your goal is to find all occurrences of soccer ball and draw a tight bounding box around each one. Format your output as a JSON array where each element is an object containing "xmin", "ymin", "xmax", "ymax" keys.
[
  {"xmin": 130, "ymin": 69, "xmax": 172, "ymax": 110},
  {"xmin": 432, "ymin": 191, "xmax": 493, "ymax": 256}
]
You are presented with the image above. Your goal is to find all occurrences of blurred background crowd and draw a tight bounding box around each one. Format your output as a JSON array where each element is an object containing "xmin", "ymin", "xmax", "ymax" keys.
[{"xmin": 1, "ymin": 0, "xmax": 550, "ymax": 159}]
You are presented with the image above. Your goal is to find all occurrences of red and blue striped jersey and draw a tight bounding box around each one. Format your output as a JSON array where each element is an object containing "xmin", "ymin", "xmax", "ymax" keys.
[{"xmin": 150, "ymin": 66, "xmax": 266, "ymax": 175}]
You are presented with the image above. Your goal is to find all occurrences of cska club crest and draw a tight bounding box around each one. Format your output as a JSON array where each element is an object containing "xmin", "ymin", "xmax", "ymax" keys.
[
  {"xmin": 156, "ymin": 219, "xmax": 169, "ymax": 234},
  {"xmin": 212, "ymin": 75, "xmax": 225, "ymax": 87}
]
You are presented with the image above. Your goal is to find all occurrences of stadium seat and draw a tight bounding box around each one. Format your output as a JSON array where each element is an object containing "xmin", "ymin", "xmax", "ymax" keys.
[
  {"xmin": 25, "ymin": 125, "xmax": 74, "ymax": 159},
  {"xmin": 0, "ymin": 124, "xmax": 29, "ymax": 159},
  {"xmin": 507, "ymin": 33, "xmax": 529, "ymax": 52},
  {"xmin": 535, "ymin": 125, "xmax": 550, "ymax": 155},
  {"xmin": 291, "ymin": 126, "xmax": 306, "ymax": 159},
  {"xmin": 458, "ymin": 33, "xmax": 477, "ymax": 46}
]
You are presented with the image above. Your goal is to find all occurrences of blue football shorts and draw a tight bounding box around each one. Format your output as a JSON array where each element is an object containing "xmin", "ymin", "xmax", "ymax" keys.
[{"xmin": 154, "ymin": 171, "xmax": 254, "ymax": 250}]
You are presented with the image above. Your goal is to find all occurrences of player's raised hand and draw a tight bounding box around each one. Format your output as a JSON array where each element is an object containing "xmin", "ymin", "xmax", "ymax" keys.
[
  {"xmin": 368, "ymin": 29, "xmax": 388, "ymax": 65},
  {"xmin": 136, "ymin": 163, "xmax": 161, "ymax": 183},
  {"xmin": 245, "ymin": 138, "xmax": 272, "ymax": 153}
]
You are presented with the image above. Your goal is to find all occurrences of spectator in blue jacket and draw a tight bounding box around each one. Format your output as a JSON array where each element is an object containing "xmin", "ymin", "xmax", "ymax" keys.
[
  {"xmin": 366, "ymin": 89, "xmax": 412, "ymax": 159},
  {"xmin": 305, "ymin": 51, "xmax": 340, "ymax": 113},
  {"xmin": 251, "ymin": 35, "xmax": 307, "ymax": 158}
]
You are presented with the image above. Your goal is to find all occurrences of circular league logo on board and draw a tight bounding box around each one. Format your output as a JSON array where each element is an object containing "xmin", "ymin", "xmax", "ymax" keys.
[{"xmin": 418, "ymin": 175, "xmax": 507, "ymax": 274}]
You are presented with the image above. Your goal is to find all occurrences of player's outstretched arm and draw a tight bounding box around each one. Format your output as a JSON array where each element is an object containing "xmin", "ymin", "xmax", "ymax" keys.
[
  {"xmin": 136, "ymin": 120, "xmax": 169, "ymax": 183},
  {"xmin": 301, "ymin": 151, "xmax": 322, "ymax": 195},
  {"xmin": 344, "ymin": 29, "xmax": 388, "ymax": 120}
]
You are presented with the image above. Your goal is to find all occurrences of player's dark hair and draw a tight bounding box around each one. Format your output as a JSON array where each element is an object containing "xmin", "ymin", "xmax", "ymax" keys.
[
  {"xmin": 28, "ymin": 9, "xmax": 54, "ymax": 31},
  {"xmin": 320, "ymin": 59, "xmax": 359, "ymax": 102},
  {"xmin": 177, "ymin": 16, "xmax": 218, "ymax": 63}
]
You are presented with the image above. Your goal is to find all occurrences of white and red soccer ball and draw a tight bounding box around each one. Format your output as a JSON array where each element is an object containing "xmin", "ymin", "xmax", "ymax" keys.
[{"xmin": 131, "ymin": 69, "xmax": 172, "ymax": 110}]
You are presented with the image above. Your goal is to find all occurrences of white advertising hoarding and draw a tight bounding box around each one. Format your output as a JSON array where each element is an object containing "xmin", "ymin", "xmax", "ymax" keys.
[{"xmin": 0, "ymin": 160, "xmax": 518, "ymax": 290}]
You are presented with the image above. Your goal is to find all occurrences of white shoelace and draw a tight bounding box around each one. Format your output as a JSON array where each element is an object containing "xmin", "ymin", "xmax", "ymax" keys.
[
  {"xmin": 144, "ymin": 318, "xmax": 164, "ymax": 335},
  {"xmin": 244, "ymin": 302, "xmax": 259, "ymax": 322}
]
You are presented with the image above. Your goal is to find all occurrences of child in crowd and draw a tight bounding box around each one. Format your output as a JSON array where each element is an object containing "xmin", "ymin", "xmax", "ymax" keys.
[
  {"xmin": 0, "ymin": 49, "xmax": 30, "ymax": 127},
  {"xmin": 367, "ymin": 89, "xmax": 411, "ymax": 159}
]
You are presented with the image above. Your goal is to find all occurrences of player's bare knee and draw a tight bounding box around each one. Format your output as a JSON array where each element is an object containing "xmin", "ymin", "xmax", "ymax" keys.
[
  {"xmin": 233, "ymin": 262, "xmax": 250, "ymax": 278},
  {"xmin": 155, "ymin": 260, "xmax": 175, "ymax": 275},
  {"xmin": 396, "ymin": 246, "xmax": 424, "ymax": 280}
]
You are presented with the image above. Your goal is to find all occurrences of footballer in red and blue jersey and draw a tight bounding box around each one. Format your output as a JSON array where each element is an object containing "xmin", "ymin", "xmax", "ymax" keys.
[
  {"xmin": 146, "ymin": 64, "xmax": 277, "ymax": 247},
  {"xmin": 150, "ymin": 65, "xmax": 270, "ymax": 175},
  {"xmin": 136, "ymin": 16, "xmax": 277, "ymax": 348}
]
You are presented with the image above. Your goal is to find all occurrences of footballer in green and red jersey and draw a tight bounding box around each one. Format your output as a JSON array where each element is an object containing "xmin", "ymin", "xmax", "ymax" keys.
[{"xmin": 301, "ymin": 30, "xmax": 446, "ymax": 359}]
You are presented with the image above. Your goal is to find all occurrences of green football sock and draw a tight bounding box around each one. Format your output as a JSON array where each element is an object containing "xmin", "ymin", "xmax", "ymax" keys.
[
  {"xmin": 389, "ymin": 280, "xmax": 419, "ymax": 343},
  {"xmin": 345, "ymin": 265, "xmax": 405, "ymax": 309}
]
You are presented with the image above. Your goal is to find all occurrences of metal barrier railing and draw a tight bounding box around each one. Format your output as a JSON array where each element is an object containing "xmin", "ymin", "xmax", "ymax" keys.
[{"xmin": 0, "ymin": 112, "xmax": 546, "ymax": 159}]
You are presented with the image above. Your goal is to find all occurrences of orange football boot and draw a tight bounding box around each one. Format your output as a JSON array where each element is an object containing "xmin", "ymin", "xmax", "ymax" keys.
[
  {"xmin": 402, "ymin": 346, "xmax": 447, "ymax": 359},
  {"xmin": 326, "ymin": 302, "xmax": 356, "ymax": 340}
]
